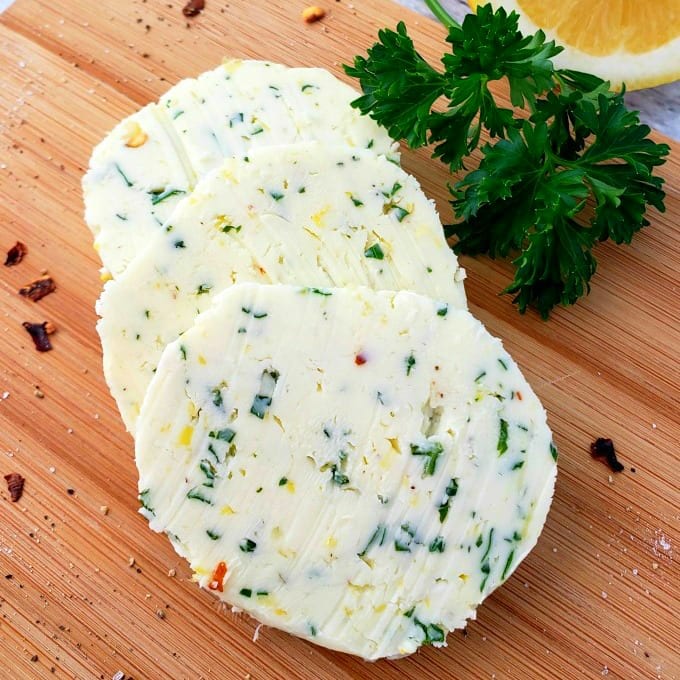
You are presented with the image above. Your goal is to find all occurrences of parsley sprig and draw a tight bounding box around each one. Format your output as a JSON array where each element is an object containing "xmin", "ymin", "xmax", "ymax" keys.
[{"xmin": 345, "ymin": 2, "xmax": 669, "ymax": 317}]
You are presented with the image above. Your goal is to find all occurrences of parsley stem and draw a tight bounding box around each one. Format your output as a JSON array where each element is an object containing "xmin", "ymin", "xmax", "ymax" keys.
[{"xmin": 424, "ymin": 0, "xmax": 460, "ymax": 29}]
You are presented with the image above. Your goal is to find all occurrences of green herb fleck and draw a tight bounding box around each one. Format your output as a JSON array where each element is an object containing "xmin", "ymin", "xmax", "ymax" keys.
[
  {"xmin": 239, "ymin": 538, "xmax": 257, "ymax": 553},
  {"xmin": 187, "ymin": 487, "xmax": 212, "ymax": 504},
  {"xmin": 196, "ymin": 284, "xmax": 212, "ymax": 295},
  {"xmin": 269, "ymin": 190, "xmax": 284, "ymax": 201},
  {"xmin": 429, "ymin": 536, "xmax": 446, "ymax": 553},
  {"xmin": 179, "ymin": 345, "xmax": 187, "ymax": 360},
  {"xmin": 150, "ymin": 188, "xmax": 185, "ymax": 205},
  {"xmin": 211, "ymin": 387, "xmax": 223, "ymax": 408},
  {"xmin": 350, "ymin": 194, "xmax": 364, "ymax": 207},
  {"xmin": 138, "ymin": 488, "xmax": 154, "ymax": 514},
  {"xmin": 550, "ymin": 441, "xmax": 559, "ymax": 461},
  {"xmin": 413, "ymin": 617, "xmax": 445, "ymax": 645},
  {"xmin": 115, "ymin": 213, "xmax": 128, "ymax": 221},
  {"xmin": 239, "ymin": 588, "xmax": 252, "ymax": 598},
  {"xmin": 405, "ymin": 353, "xmax": 416, "ymax": 376},
  {"xmin": 498, "ymin": 358, "xmax": 508, "ymax": 370},
  {"xmin": 403, "ymin": 606, "xmax": 415, "ymax": 618},
  {"xmin": 253, "ymin": 311, "xmax": 268, "ymax": 319},
  {"xmin": 330, "ymin": 465, "xmax": 350, "ymax": 486},
  {"xmin": 502, "ymin": 549, "xmax": 516, "ymax": 580},
  {"xmin": 278, "ymin": 477, "xmax": 288, "ymax": 486},
  {"xmin": 250, "ymin": 369, "xmax": 279, "ymax": 419},
  {"xmin": 256, "ymin": 590, "xmax": 269, "ymax": 597},
  {"xmin": 206, "ymin": 529, "xmax": 221, "ymax": 541},
  {"xmin": 394, "ymin": 522, "xmax": 416, "ymax": 552},
  {"xmin": 308, "ymin": 287, "xmax": 332, "ymax": 296},
  {"xmin": 115, "ymin": 164, "xmax": 133, "ymax": 187},
  {"xmin": 364, "ymin": 243, "xmax": 385, "ymax": 260},
  {"xmin": 411, "ymin": 440, "xmax": 444, "ymax": 476},
  {"xmin": 498, "ymin": 419, "xmax": 509, "ymax": 455},
  {"xmin": 511, "ymin": 460, "xmax": 525, "ymax": 470},
  {"xmin": 308, "ymin": 623, "xmax": 318, "ymax": 637},
  {"xmin": 358, "ymin": 524, "xmax": 387, "ymax": 558},
  {"xmin": 174, "ymin": 240, "xmax": 186, "ymax": 249},
  {"xmin": 200, "ymin": 459, "xmax": 216, "ymax": 480},
  {"xmin": 436, "ymin": 303, "xmax": 448, "ymax": 317},
  {"xmin": 208, "ymin": 428, "xmax": 236, "ymax": 443}
]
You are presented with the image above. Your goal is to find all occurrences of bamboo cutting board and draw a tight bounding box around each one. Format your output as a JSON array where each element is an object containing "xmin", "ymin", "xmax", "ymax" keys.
[{"xmin": 0, "ymin": 1, "xmax": 678, "ymax": 678}]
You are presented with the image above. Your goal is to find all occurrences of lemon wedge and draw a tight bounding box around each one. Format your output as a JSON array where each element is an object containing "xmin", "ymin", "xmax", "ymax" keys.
[{"xmin": 469, "ymin": 0, "xmax": 680, "ymax": 90}]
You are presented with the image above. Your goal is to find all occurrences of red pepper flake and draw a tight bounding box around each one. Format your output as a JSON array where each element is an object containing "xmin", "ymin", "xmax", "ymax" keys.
[
  {"xmin": 355, "ymin": 353, "xmax": 367, "ymax": 366},
  {"xmin": 590, "ymin": 437, "xmax": 625, "ymax": 473},
  {"xmin": 208, "ymin": 561, "xmax": 227, "ymax": 592},
  {"xmin": 4, "ymin": 241, "xmax": 27, "ymax": 266},
  {"xmin": 182, "ymin": 0, "xmax": 204, "ymax": 17},
  {"xmin": 515, "ymin": 390, "xmax": 523, "ymax": 400},
  {"xmin": 4, "ymin": 472, "xmax": 25, "ymax": 502},
  {"xmin": 19, "ymin": 276, "xmax": 56, "ymax": 302},
  {"xmin": 23, "ymin": 321, "xmax": 55, "ymax": 352}
]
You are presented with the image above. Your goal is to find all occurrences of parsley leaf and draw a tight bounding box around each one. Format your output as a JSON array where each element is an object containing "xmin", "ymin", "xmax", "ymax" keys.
[{"xmin": 345, "ymin": 2, "xmax": 669, "ymax": 317}]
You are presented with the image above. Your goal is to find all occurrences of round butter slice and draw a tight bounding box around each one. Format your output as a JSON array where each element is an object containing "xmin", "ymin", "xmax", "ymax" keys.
[
  {"xmin": 83, "ymin": 59, "xmax": 398, "ymax": 278},
  {"xmin": 97, "ymin": 143, "xmax": 467, "ymax": 434},
  {"xmin": 136, "ymin": 283, "xmax": 557, "ymax": 660}
]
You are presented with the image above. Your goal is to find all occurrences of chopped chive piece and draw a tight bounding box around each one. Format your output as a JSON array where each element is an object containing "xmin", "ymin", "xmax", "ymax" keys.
[
  {"xmin": 394, "ymin": 523, "xmax": 416, "ymax": 552},
  {"xmin": 364, "ymin": 243, "xmax": 384, "ymax": 260},
  {"xmin": 239, "ymin": 588, "xmax": 252, "ymax": 598},
  {"xmin": 200, "ymin": 460, "xmax": 216, "ymax": 480},
  {"xmin": 251, "ymin": 125, "xmax": 264, "ymax": 135},
  {"xmin": 498, "ymin": 419, "xmax": 509, "ymax": 455},
  {"xmin": 250, "ymin": 369, "xmax": 279, "ymax": 419},
  {"xmin": 308, "ymin": 623, "xmax": 318, "ymax": 636},
  {"xmin": 392, "ymin": 205, "xmax": 410, "ymax": 222},
  {"xmin": 308, "ymin": 287, "xmax": 332, "ymax": 296},
  {"xmin": 403, "ymin": 606, "xmax": 415, "ymax": 618},
  {"xmin": 172, "ymin": 109, "xmax": 185, "ymax": 119},
  {"xmin": 179, "ymin": 345, "xmax": 187, "ymax": 360},
  {"xmin": 511, "ymin": 460, "xmax": 525, "ymax": 470},
  {"xmin": 410, "ymin": 440, "xmax": 444, "ymax": 476},
  {"xmin": 429, "ymin": 536, "xmax": 446, "ymax": 553},
  {"xmin": 207, "ymin": 443, "xmax": 219, "ymax": 463},
  {"xmin": 358, "ymin": 524, "xmax": 387, "ymax": 558},
  {"xmin": 278, "ymin": 477, "xmax": 288, "ymax": 486},
  {"xmin": 301, "ymin": 83, "xmax": 315, "ymax": 92},
  {"xmin": 330, "ymin": 465, "xmax": 350, "ymax": 486},
  {"xmin": 480, "ymin": 561, "xmax": 491, "ymax": 592},
  {"xmin": 138, "ymin": 488, "xmax": 154, "ymax": 514},
  {"xmin": 475, "ymin": 370, "xmax": 487, "ymax": 383},
  {"xmin": 115, "ymin": 164, "xmax": 133, "ymax": 187},
  {"xmin": 221, "ymin": 224, "xmax": 242, "ymax": 233},
  {"xmin": 481, "ymin": 528, "xmax": 494, "ymax": 562},
  {"xmin": 405, "ymin": 353, "xmax": 416, "ymax": 376},
  {"xmin": 383, "ymin": 182, "xmax": 401, "ymax": 198},
  {"xmin": 253, "ymin": 311, "xmax": 268, "ymax": 319},
  {"xmin": 367, "ymin": 139, "xmax": 374, "ymax": 149},
  {"xmin": 502, "ymin": 549, "xmax": 516, "ymax": 580},
  {"xmin": 498, "ymin": 358, "xmax": 508, "ymax": 370},
  {"xmin": 187, "ymin": 487, "xmax": 212, "ymax": 504},
  {"xmin": 208, "ymin": 428, "xmax": 236, "ymax": 443},
  {"xmin": 211, "ymin": 388, "xmax": 223, "ymax": 408},
  {"xmin": 550, "ymin": 442, "xmax": 558, "ymax": 461},
  {"xmin": 206, "ymin": 529, "xmax": 221, "ymax": 541},
  {"xmin": 150, "ymin": 188, "xmax": 185, "ymax": 205},
  {"xmin": 115, "ymin": 213, "xmax": 128, "ymax": 221},
  {"xmin": 239, "ymin": 538, "xmax": 257, "ymax": 553},
  {"xmin": 413, "ymin": 618, "xmax": 445, "ymax": 645},
  {"xmin": 256, "ymin": 590, "xmax": 269, "ymax": 597}
]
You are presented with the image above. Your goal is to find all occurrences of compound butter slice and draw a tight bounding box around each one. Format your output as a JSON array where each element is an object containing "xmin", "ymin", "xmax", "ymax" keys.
[
  {"xmin": 83, "ymin": 59, "xmax": 398, "ymax": 278},
  {"xmin": 97, "ymin": 143, "xmax": 467, "ymax": 434},
  {"xmin": 136, "ymin": 282, "xmax": 557, "ymax": 660}
]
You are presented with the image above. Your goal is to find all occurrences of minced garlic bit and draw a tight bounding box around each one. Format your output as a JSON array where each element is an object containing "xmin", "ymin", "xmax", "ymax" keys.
[
  {"xmin": 302, "ymin": 5, "xmax": 325, "ymax": 23},
  {"xmin": 124, "ymin": 122, "xmax": 148, "ymax": 148}
]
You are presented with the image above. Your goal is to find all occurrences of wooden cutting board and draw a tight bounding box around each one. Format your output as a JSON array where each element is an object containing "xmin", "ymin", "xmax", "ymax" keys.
[{"xmin": 0, "ymin": 1, "xmax": 677, "ymax": 678}]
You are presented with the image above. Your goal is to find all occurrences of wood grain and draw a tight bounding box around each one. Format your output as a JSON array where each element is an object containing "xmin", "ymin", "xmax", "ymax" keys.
[{"xmin": 0, "ymin": 1, "xmax": 678, "ymax": 679}]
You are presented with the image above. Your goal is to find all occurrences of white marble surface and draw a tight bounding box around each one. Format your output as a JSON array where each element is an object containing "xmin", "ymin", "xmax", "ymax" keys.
[{"xmin": 395, "ymin": 0, "xmax": 680, "ymax": 140}]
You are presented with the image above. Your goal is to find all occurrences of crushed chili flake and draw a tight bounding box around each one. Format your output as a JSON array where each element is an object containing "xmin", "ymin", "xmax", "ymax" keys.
[
  {"xmin": 4, "ymin": 241, "xmax": 27, "ymax": 266},
  {"xmin": 23, "ymin": 321, "xmax": 54, "ymax": 352},
  {"xmin": 355, "ymin": 353, "xmax": 367, "ymax": 365},
  {"xmin": 182, "ymin": 0, "xmax": 204, "ymax": 17},
  {"xmin": 590, "ymin": 437, "xmax": 625, "ymax": 473},
  {"xmin": 19, "ymin": 276, "xmax": 56, "ymax": 302},
  {"xmin": 4, "ymin": 472, "xmax": 25, "ymax": 502},
  {"xmin": 208, "ymin": 561, "xmax": 227, "ymax": 592}
]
